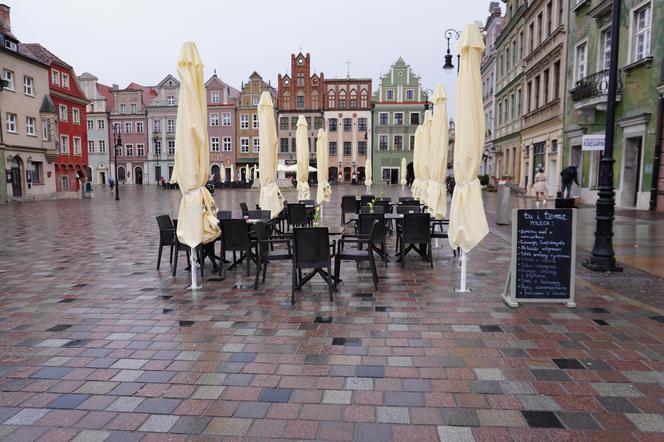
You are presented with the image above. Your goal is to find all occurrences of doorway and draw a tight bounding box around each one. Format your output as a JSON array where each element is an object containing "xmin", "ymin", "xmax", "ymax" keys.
[
  {"xmin": 135, "ymin": 166, "xmax": 143, "ymax": 185},
  {"xmin": 155, "ymin": 165, "xmax": 161, "ymax": 183},
  {"xmin": 100, "ymin": 171, "xmax": 106, "ymax": 185},
  {"xmin": 117, "ymin": 166, "xmax": 126, "ymax": 182},
  {"xmin": 622, "ymin": 136, "xmax": 642, "ymax": 207},
  {"xmin": 9, "ymin": 157, "xmax": 22, "ymax": 197},
  {"xmin": 344, "ymin": 167, "xmax": 351, "ymax": 182},
  {"xmin": 225, "ymin": 167, "xmax": 231, "ymax": 182},
  {"xmin": 547, "ymin": 159, "xmax": 557, "ymax": 197}
]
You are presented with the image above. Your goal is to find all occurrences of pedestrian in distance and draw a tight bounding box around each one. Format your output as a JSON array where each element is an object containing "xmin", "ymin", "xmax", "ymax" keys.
[
  {"xmin": 533, "ymin": 167, "xmax": 547, "ymax": 208},
  {"xmin": 109, "ymin": 177, "xmax": 114, "ymax": 192},
  {"xmin": 560, "ymin": 165, "xmax": 579, "ymax": 199}
]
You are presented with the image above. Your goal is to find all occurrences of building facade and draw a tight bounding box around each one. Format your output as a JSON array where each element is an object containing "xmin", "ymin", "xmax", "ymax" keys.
[
  {"xmin": 109, "ymin": 83, "xmax": 151, "ymax": 184},
  {"xmin": 563, "ymin": 0, "xmax": 661, "ymax": 210},
  {"xmin": 22, "ymin": 43, "xmax": 89, "ymax": 195},
  {"xmin": 147, "ymin": 75, "xmax": 178, "ymax": 185},
  {"xmin": 277, "ymin": 53, "xmax": 325, "ymax": 165},
  {"xmin": 79, "ymin": 72, "xmax": 111, "ymax": 185},
  {"xmin": 481, "ymin": 2, "xmax": 505, "ymax": 178},
  {"xmin": 1, "ymin": 5, "xmax": 57, "ymax": 202},
  {"xmin": 520, "ymin": 0, "xmax": 568, "ymax": 197},
  {"xmin": 372, "ymin": 57, "xmax": 427, "ymax": 185},
  {"xmin": 206, "ymin": 73, "xmax": 239, "ymax": 182},
  {"xmin": 323, "ymin": 77, "xmax": 372, "ymax": 183},
  {"xmin": 236, "ymin": 72, "xmax": 276, "ymax": 177},
  {"xmin": 493, "ymin": 0, "xmax": 527, "ymax": 185}
]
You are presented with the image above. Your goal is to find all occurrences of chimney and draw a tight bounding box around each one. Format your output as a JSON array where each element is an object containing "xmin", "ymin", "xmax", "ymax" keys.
[
  {"xmin": 0, "ymin": 4, "xmax": 10, "ymax": 34},
  {"xmin": 112, "ymin": 84, "xmax": 119, "ymax": 91}
]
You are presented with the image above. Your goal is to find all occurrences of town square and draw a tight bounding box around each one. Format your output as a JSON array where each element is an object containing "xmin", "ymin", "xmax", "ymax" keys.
[{"xmin": 1, "ymin": 0, "xmax": 664, "ymax": 441}]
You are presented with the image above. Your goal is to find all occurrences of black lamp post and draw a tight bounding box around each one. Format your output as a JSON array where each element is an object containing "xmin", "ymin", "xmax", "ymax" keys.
[
  {"xmin": 152, "ymin": 126, "xmax": 160, "ymax": 185},
  {"xmin": 112, "ymin": 124, "xmax": 121, "ymax": 201},
  {"xmin": 583, "ymin": 0, "xmax": 622, "ymax": 272},
  {"xmin": 423, "ymin": 88, "xmax": 433, "ymax": 111},
  {"xmin": 443, "ymin": 29, "xmax": 461, "ymax": 74}
]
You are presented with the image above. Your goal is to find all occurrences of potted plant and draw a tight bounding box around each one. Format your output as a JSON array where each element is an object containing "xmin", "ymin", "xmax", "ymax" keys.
[{"xmin": 313, "ymin": 206, "xmax": 322, "ymax": 226}]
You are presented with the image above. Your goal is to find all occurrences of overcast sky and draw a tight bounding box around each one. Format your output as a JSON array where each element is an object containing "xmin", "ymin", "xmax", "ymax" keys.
[{"xmin": 7, "ymin": 0, "xmax": 498, "ymax": 117}]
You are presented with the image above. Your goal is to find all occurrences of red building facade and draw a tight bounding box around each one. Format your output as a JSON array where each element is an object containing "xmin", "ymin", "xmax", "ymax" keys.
[{"xmin": 21, "ymin": 44, "xmax": 89, "ymax": 193}]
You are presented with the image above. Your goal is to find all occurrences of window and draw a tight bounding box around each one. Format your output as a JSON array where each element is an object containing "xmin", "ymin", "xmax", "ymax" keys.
[
  {"xmin": 410, "ymin": 112, "xmax": 420, "ymax": 125},
  {"xmin": 120, "ymin": 104, "xmax": 126, "ymax": 114},
  {"xmin": 526, "ymin": 82, "xmax": 532, "ymax": 112},
  {"xmin": 168, "ymin": 140, "xmax": 175, "ymax": 154},
  {"xmin": 406, "ymin": 89, "xmax": 414, "ymax": 100},
  {"xmin": 125, "ymin": 122, "xmax": 132, "ymax": 133},
  {"xmin": 31, "ymin": 162, "xmax": 43, "ymax": 184},
  {"xmin": 360, "ymin": 90, "xmax": 368, "ymax": 108},
  {"xmin": 379, "ymin": 135, "xmax": 388, "ymax": 150},
  {"xmin": 327, "ymin": 141, "xmax": 336, "ymax": 156},
  {"xmin": 283, "ymin": 92, "xmax": 290, "ymax": 111},
  {"xmin": 291, "ymin": 117, "xmax": 298, "ymax": 130},
  {"xmin": 343, "ymin": 118, "xmax": 352, "ymax": 132},
  {"xmin": 537, "ymin": 13, "xmax": 543, "ymax": 45},
  {"xmin": 6, "ymin": 112, "xmax": 17, "ymax": 132},
  {"xmin": 167, "ymin": 119, "xmax": 175, "ymax": 133},
  {"xmin": 559, "ymin": 0, "xmax": 564, "ymax": 27},
  {"xmin": 394, "ymin": 112, "xmax": 404, "ymax": 125},
  {"xmin": 61, "ymin": 176, "xmax": 68, "ymax": 190},
  {"xmin": 291, "ymin": 138, "xmax": 296, "ymax": 152},
  {"xmin": 386, "ymin": 89, "xmax": 394, "ymax": 100},
  {"xmin": 314, "ymin": 117, "xmax": 323, "ymax": 129},
  {"xmin": 210, "ymin": 137, "xmax": 220, "ymax": 152},
  {"xmin": 394, "ymin": 135, "xmax": 403, "ymax": 151},
  {"xmin": 516, "ymin": 89, "xmax": 522, "ymax": 116},
  {"xmin": 509, "ymin": 94, "xmax": 514, "ymax": 120},
  {"xmin": 296, "ymin": 94, "xmax": 305, "ymax": 109},
  {"xmin": 211, "ymin": 90, "xmax": 220, "ymax": 103},
  {"xmin": 512, "ymin": 40, "xmax": 517, "ymax": 66},
  {"xmin": 349, "ymin": 90, "xmax": 357, "ymax": 108},
  {"xmin": 410, "ymin": 134, "xmax": 416, "ymax": 150},
  {"xmin": 137, "ymin": 144, "xmax": 144, "ymax": 156},
  {"xmin": 497, "ymin": 103, "xmax": 502, "ymax": 125},
  {"xmin": 312, "ymin": 91, "xmax": 319, "ymax": 109},
  {"xmin": 631, "ymin": 2, "xmax": 651, "ymax": 62},
  {"xmin": 51, "ymin": 69, "xmax": 60, "ymax": 85},
  {"xmin": 125, "ymin": 144, "xmax": 133, "ymax": 156},
  {"xmin": 343, "ymin": 142, "xmax": 352, "ymax": 156},
  {"xmin": 99, "ymin": 140, "xmax": 106, "ymax": 153},
  {"xmin": 326, "ymin": 118, "xmax": 337, "ymax": 132},
  {"xmin": 130, "ymin": 103, "xmax": 136, "ymax": 114},
  {"xmin": 358, "ymin": 118, "xmax": 367, "ymax": 131},
  {"xmin": 222, "ymin": 137, "xmax": 232, "ymax": 152},
  {"xmin": 26, "ymin": 117, "xmax": 36, "ymax": 136},
  {"xmin": 240, "ymin": 114, "xmax": 249, "ymax": 129},
  {"xmin": 358, "ymin": 141, "xmax": 367, "ymax": 156},
  {"xmin": 60, "ymin": 135, "xmax": 69, "ymax": 153},
  {"xmin": 252, "ymin": 114, "xmax": 259, "ymax": 129},
  {"xmin": 252, "ymin": 137, "xmax": 260, "ymax": 153},
  {"xmin": 167, "ymin": 96, "xmax": 175, "ymax": 106},
  {"xmin": 87, "ymin": 119, "xmax": 94, "ymax": 130},
  {"xmin": 328, "ymin": 90, "xmax": 336, "ymax": 108},
  {"xmin": 379, "ymin": 112, "xmax": 388, "ymax": 125},
  {"xmin": 136, "ymin": 122, "xmax": 143, "ymax": 133},
  {"xmin": 553, "ymin": 61, "xmax": 561, "ymax": 99},
  {"xmin": 59, "ymin": 105, "xmax": 68, "ymax": 121},
  {"xmin": 599, "ymin": 27, "xmax": 612, "ymax": 70},
  {"xmin": 534, "ymin": 76, "xmax": 541, "ymax": 109},
  {"xmin": 154, "ymin": 119, "xmax": 160, "ymax": 132},
  {"xmin": 72, "ymin": 108, "xmax": 80, "ymax": 124},
  {"xmin": 222, "ymin": 112, "xmax": 231, "ymax": 126},
  {"xmin": 546, "ymin": 1, "xmax": 553, "ymax": 36},
  {"xmin": 73, "ymin": 137, "xmax": 81, "ymax": 155},
  {"xmin": 210, "ymin": 113, "xmax": 219, "ymax": 126},
  {"xmin": 23, "ymin": 75, "xmax": 34, "ymax": 95},
  {"xmin": 280, "ymin": 138, "xmax": 289, "ymax": 153},
  {"xmin": 61, "ymin": 73, "xmax": 69, "ymax": 89},
  {"xmin": 280, "ymin": 117, "xmax": 289, "ymax": 130},
  {"xmin": 88, "ymin": 139, "xmax": 95, "ymax": 153},
  {"xmin": 575, "ymin": 41, "xmax": 587, "ymax": 81},
  {"xmin": 42, "ymin": 118, "xmax": 49, "ymax": 140},
  {"xmin": 154, "ymin": 140, "xmax": 161, "ymax": 155},
  {"xmin": 543, "ymin": 69, "xmax": 550, "ymax": 104},
  {"xmin": 529, "ymin": 22, "xmax": 534, "ymax": 52},
  {"xmin": 296, "ymin": 73, "xmax": 305, "ymax": 87},
  {"xmin": 339, "ymin": 90, "xmax": 346, "ymax": 108},
  {"xmin": 506, "ymin": 48, "xmax": 510, "ymax": 71},
  {"xmin": 252, "ymin": 95, "xmax": 259, "ymax": 106}
]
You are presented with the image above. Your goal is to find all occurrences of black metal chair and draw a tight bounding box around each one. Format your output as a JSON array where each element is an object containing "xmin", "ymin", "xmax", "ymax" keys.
[
  {"xmin": 341, "ymin": 196, "xmax": 359, "ymax": 225},
  {"xmin": 219, "ymin": 219, "xmax": 254, "ymax": 277},
  {"xmin": 287, "ymin": 203, "xmax": 308, "ymax": 229},
  {"xmin": 430, "ymin": 220, "xmax": 458, "ymax": 257},
  {"xmin": 299, "ymin": 199, "xmax": 315, "ymax": 206},
  {"xmin": 217, "ymin": 210, "xmax": 232, "ymax": 220},
  {"xmin": 240, "ymin": 202, "xmax": 249, "ymax": 218},
  {"xmin": 291, "ymin": 227, "xmax": 335, "ymax": 305},
  {"xmin": 396, "ymin": 205, "xmax": 422, "ymax": 214},
  {"xmin": 156, "ymin": 215, "xmax": 176, "ymax": 270},
  {"xmin": 253, "ymin": 222, "xmax": 292, "ymax": 289},
  {"xmin": 399, "ymin": 197, "xmax": 418, "ymax": 204},
  {"xmin": 335, "ymin": 220, "xmax": 380, "ymax": 289},
  {"xmin": 360, "ymin": 205, "xmax": 384, "ymax": 214},
  {"xmin": 360, "ymin": 195, "xmax": 375, "ymax": 207},
  {"xmin": 398, "ymin": 213, "xmax": 433, "ymax": 268},
  {"xmin": 358, "ymin": 213, "xmax": 388, "ymax": 265}
]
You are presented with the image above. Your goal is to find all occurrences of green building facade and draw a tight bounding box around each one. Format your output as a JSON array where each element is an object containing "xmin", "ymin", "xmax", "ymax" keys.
[
  {"xmin": 372, "ymin": 57, "xmax": 427, "ymax": 185},
  {"xmin": 563, "ymin": 0, "xmax": 662, "ymax": 210}
]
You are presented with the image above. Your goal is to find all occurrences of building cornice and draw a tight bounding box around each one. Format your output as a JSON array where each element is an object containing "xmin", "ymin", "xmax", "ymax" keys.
[
  {"xmin": 495, "ymin": 2, "xmax": 527, "ymax": 48},
  {"xmin": 51, "ymin": 89, "xmax": 90, "ymax": 106}
]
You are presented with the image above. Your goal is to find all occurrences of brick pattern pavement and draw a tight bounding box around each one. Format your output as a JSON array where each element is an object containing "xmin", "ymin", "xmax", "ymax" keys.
[{"xmin": 0, "ymin": 185, "xmax": 662, "ymax": 441}]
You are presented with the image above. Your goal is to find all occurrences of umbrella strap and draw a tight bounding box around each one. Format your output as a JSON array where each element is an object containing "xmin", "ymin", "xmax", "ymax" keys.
[{"xmin": 455, "ymin": 177, "xmax": 478, "ymax": 191}]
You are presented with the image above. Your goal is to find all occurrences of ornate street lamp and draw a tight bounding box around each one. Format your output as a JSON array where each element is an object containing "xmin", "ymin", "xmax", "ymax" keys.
[
  {"xmin": 443, "ymin": 29, "xmax": 461, "ymax": 74},
  {"xmin": 112, "ymin": 124, "xmax": 122, "ymax": 201},
  {"xmin": 152, "ymin": 125, "xmax": 161, "ymax": 185}
]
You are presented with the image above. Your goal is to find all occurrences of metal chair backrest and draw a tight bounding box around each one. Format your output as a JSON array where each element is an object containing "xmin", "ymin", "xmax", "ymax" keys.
[
  {"xmin": 254, "ymin": 221, "xmax": 269, "ymax": 255},
  {"xmin": 293, "ymin": 227, "xmax": 330, "ymax": 268},
  {"xmin": 341, "ymin": 195, "xmax": 359, "ymax": 214},
  {"xmin": 374, "ymin": 200, "xmax": 392, "ymax": 213},
  {"xmin": 360, "ymin": 205, "xmax": 384, "ymax": 214},
  {"xmin": 399, "ymin": 197, "xmax": 417, "ymax": 203},
  {"xmin": 377, "ymin": 197, "xmax": 392, "ymax": 202},
  {"xmin": 299, "ymin": 199, "xmax": 315, "ymax": 206},
  {"xmin": 248, "ymin": 210, "xmax": 262, "ymax": 219},
  {"xmin": 156, "ymin": 215, "xmax": 175, "ymax": 243},
  {"xmin": 403, "ymin": 213, "xmax": 430, "ymax": 244},
  {"xmin": 360, "ymin": 195, "xmax": 375, "ymax": 206},
  {"xmin": 359, "ymin": 213, "xmax": 385, "ymax": 241},
  {"xmin": 260, "ymin": 210, "xmax": 271, "ymax": 220},
  {"xmin": 287, "ymin": 203, "xmax": 307, "ymax": 226},
  {"xmin": 220, "ymin": 219, "xmax": 251, "ymax": 250},
  {"xmin": 240, "ymin": 202, "xmax": 249, "ymax": 217},
  {"xmin": 396, "ymin": 205, "xmax": 422, "ymax": 214},
  {"xmin": 217, "ymin": 210, "xmax": 232, "ymax": 220}
]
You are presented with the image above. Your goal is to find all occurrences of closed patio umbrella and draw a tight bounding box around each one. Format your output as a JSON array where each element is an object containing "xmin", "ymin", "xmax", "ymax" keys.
[
  {"xmin": 296, "ymin": 115, "xmax": 310, "ymax": 200},
  {"xmin": 171, "ymin": 42, "xmax": 221, "ymax": 289},
  {"xmin": 420, "ymin": 110, "xmax": 433, "ymax": 207},
  {"xmin": 448, "ymin": 23, "xmax": 489, "ymax": 292},
  {"xmin": 411, "ymin": 125, "xmax": 424, "ymax": 198},
  {"xmin": 316, "ymin": 129, "xmax": 331, "ymax": 211},
  {"xmin": 428, "ymin": 84, "xmax": 449, "ymax": 220},
  {"xmin": 257, "ymin": 92, "xmax": 284, "ymax": 218},
  {"xmin": 364, "ymin": 157, "xmax": 372, "ymax": 192},
  {"xmin": 400, "ymin": 157, "xmax": 407, "ymax": 190}
]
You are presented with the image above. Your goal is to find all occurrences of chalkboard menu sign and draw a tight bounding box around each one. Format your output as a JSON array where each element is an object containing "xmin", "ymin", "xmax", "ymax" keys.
[{"xmin": 502, "ymin": 208, "xmax": 576, "ymax": 308}]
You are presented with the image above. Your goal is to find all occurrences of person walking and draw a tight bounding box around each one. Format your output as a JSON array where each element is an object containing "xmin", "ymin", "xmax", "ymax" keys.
[
  {"xmin": 109, "ymin": 177, "xmax": 114, "ymax": 192},
  {"xmin": 560, "ymin": 165, "xmax": 579, "ymax": 198},
  {"xmin": 533, "ymin": 167, "xmax": 547, "ymax": 208}
]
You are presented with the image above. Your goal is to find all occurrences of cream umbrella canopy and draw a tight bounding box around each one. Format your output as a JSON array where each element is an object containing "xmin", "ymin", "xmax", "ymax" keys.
[
  {"xmin": 295, "ymin": 115, "xmax": 311, "ymax": 200},
  {"xmin": 411, "ymin": 125, "xmax": 424, "ymax": 198},
  {"xmin": 364, "ymin": 157, "xmax": 372, "ymax": 191},
  {"xmin": 449, "ymin": 23, "xmax": 488, "ymax": 291},
  {"xmin": 419, "ymin": 110, "xmax": 433, "ymax": 207},
  {"xmin": 171, "ymin": 42, "xmax": 221, "ymax": 289},
  {"xmin": 400, "ymin": 157, "xmax": 408, "ymax": 190},
  {"xmin": 316, "ymin": 129, "xmax": 331, "ymax": 209},
  {"xmin": 427, "ymin": 84, "xmax": 449, "ymax": 220},
  {"xmin": 257, "ymin": 92, "xmax": 284, "ymax": 218}
]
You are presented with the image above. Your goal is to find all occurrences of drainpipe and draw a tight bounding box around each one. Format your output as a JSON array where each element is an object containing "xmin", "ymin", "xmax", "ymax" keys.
[{"xmin": 650, "ymin": 93, "xmax": 663, "ymax": 211}]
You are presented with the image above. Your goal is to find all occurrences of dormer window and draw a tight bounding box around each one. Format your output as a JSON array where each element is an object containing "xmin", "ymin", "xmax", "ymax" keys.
[
  {"xmin": 61, "ymin": 73, "xmax": 69, "ymax": 89},
  {"xmin": 51, "ymin": 69, "xmax": 60, "ymax": 86},
  {"xmin": 211, "ymin": 90, "xmax": 220, "ymax": 104},
  {"xmin": 167, "ymin": 96, "xmax": 175, "ymax": 106},
  {"xmin": 4, "ymin": 39, "xmax": 17, "ymax": 51}
]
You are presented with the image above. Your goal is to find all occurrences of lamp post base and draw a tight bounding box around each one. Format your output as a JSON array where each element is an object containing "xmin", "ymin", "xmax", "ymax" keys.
[{"xmin": 582, "ymin": 256, "xmax": 623, "ymax": 273}]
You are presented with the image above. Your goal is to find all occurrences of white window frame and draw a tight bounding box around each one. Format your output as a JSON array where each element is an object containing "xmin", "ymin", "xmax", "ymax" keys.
[
  {"xmin": 393, "ymin": 134, "xmax": 404, "ymax": 151},
  {"xmin": 88, "ymin": 140, "xmax": 95, "ymax": 153},
  {"xmin": 87, "ymin": 119, "xmax": 94, "ymax": 131},
  {"xmin": 211, "ymin": 90, "xmax": 220, "ymax": 104},
  {"xmin": 379, "ymin": 112, "xmax": 389, "ymax": 126},
  {"xmin": 1, "ymin": 69, "xmax": 14, "ymax": 91},
  {"xmin": 240, "ymin": 114, "xmax": 249, "ymax": 129},
  {"xmin": 61, "ymin": 73, "xmax": 70, "ymax": 89},
  {"xmin": 130, "ymin": 103, "xmax": 137, "ymax": 114},
  {"xmin": 574, "ymin": 39, "xmax": 588, "ymax": 82},
  {"xmin": 222, "ymin": 112, "xmax": 231, "ymax": 126},
  {"xmin": 59, "ymin": 105, "xmax": 68, "ymax": 121},
  {"xmin": 168, "ymin": 140, "xmax": 175, "ymax": 155},
  {"xmin": 51, "ymin": 69, "xmax": 60, "ymax": 86},
  {"xmin": 252, "ymin": 113, "xmax": 259, "ymax": 129},
  {"xmin": 240, "ymin": 137, "xmax": 249, "ymax": 153},
  {"xmin": 73, "ymin": 137, "xmax": 81, "ymax": 155},
  {"xmin": 23, "ymin": 75, "xmax": 34, "ymax": 96},
  {"xmin": 210, "ymin": 113, "xmax": 219, "ymax": 127},
  {"xmin": 125, "ymin": 122, "xmax": 132, "ymax": 133},
  {"xmin": 167, "ymin": 96, "xmax": 175, "ymax": 106},
  {"xmin": 5, "ymin": 112, "xmax": 17, "ymax": 133},
  {"xmin": 629, "ymin": 1, "xmax": 652, "ymax": 63},
  {"xmin": 210, "ymin": 136, "xmax": 220, "ymax": 152},
  {"xmin": 222, "ymin": 137, "xmax": 232, "ymax": 152},
  {"xmin": 72, "ymin": 108, "xmax": 80, "ymax": 124},
  {"xmin": 42, "ymin": 118, "xmax": 49, "ymax": 140},
  {"xmin": 125, "ymin": 143, "xmax": 133, "ymax": 156},
  {"xmin": 252, "ymin": 137, "xmax": 260, "ymax": 153},
  {"xmin": 167, "ymin": 119, "xmax": 175, "ymax": 133},
  {"xmin": 98, "ymin": 119, "xmax": 105, "ymax": 130},
  {"xmin": 379, "ymin": 134, "xmax": 389, "ymax": 151},
  {"xmin": 598, "ymin": 25, "xmax": 612, "ymax": 71},
  {"xmin": 60, "ymin": 135, "xmax": 69, "ymax": 154},
  {"xmin": 386, "ymin": 89, "xmax": 395, "ymax": 100},
  {"xmin": 137, "ymin": 144, "xmax": 145, "ymax": 156},
  {"xmin": 393, "ymin": 112, "xmax": 404, "ymax": 126},
  {"xmin": 136, "ymin": 122, "xmax": 144, "ymax": 133},
  {"xmin": 99, "ymin": 140, "xmax": 106, "ymax": 153},
  {"xmin": 61, "ymin": 176, "xmax": 69, "ymax": 190},
  {"xmin": 120, "ymin": 104, "xmax": 126, "ymax": 114},
  {"xmin": 405, "ymin": 89, "xmax": 414, "ymax": 100},
  {"xmin": 26, "ymin": 116, "xmax": 36, "ymax": 136}
]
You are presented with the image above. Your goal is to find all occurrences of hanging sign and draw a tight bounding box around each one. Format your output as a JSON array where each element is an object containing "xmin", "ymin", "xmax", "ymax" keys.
[{"xmin": 582, "ymin": 134, "xmax": 605, "ymax": 151}]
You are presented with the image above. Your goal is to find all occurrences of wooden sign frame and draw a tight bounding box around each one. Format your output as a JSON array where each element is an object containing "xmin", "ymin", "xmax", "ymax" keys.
[{"xmin": 502, "ymin": 208, "xmax": 576, "ymax": 308}]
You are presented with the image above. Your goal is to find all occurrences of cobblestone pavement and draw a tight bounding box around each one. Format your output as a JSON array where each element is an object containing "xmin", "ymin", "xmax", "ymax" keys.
[{"xmin": 0, "ymin": 184, "xmax": 663, "ymax": 441}]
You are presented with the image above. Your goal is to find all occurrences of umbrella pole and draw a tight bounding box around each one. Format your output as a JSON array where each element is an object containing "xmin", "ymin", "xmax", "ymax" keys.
[
  {"xmin": 189, "ymin": 251, "xmax": 202, "ymax": 290},
  {"xmin": 455, "ymin": 249, "xmax": 471, "ymax": 293}
]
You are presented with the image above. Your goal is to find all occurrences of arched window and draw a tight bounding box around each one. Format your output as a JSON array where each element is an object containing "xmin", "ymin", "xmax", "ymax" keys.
[
  {"xmin": 360, "ymin": 89, "xmax": 369, "ymax": 108},
  {"xmin": 296, "ymin": 73, "xmax": 305, "ymax": 87},
  {"xmin": 328, "ymin": 90, "xmax": 336, "ymax": 108},
  {"xmin": 349, "ymin": 89, "xmax": 357, "ymax": 108},
  {"xmin": 338, "ymin": 89, "xmax": 347, "ymax": 109}
]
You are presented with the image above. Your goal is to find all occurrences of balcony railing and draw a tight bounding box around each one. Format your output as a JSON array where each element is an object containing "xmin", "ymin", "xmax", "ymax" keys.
[{"xmin": 570, "ymin": 69, "xmax": 622, "ymax": 102}]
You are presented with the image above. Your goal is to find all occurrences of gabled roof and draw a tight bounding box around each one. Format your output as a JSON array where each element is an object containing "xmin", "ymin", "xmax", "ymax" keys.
[
  {"xmin": 39, "ymin": 95, "xmax": 56, "ymax": 114},
  {"xmin": 19, "ymin": 43, "xmax": 72, "ymax": 69},
  {"xmin": 78, "ymin": 72, "xmax": 98, "ymax": 80},
  {"xmin": 249, "ymin": 71, "xmax": 262, "ymax": 80},
  {"xmin": 97, "ymin": 82, "xmax": 115, "ymax": 110},
  {"xmin": 124, "ymin": 82, "xmax": 157, "ymax": 104},
  {"xmin": 156, "ymin": 74, "xmax": 179, "ymax": 88}
]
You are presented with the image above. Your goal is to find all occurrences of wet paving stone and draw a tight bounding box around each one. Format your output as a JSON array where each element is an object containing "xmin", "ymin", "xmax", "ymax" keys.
[
  {"xmin": 552, "ymin": 358, "xmax": 585, "ymax": 369},
  {"xmin": 258, "ymin": 388, "xmax": 293, "ymax": 403},
  {"xmin": 521, "ymin": 411, "xmax": 564, "ymax": 428},
  {"xmin": 46, "ymin": 324, "xmax": 73, "ymax": 332},
  {"xmin": 593, "ymin": 319, "xmax": 610, "ymax": 326}
]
